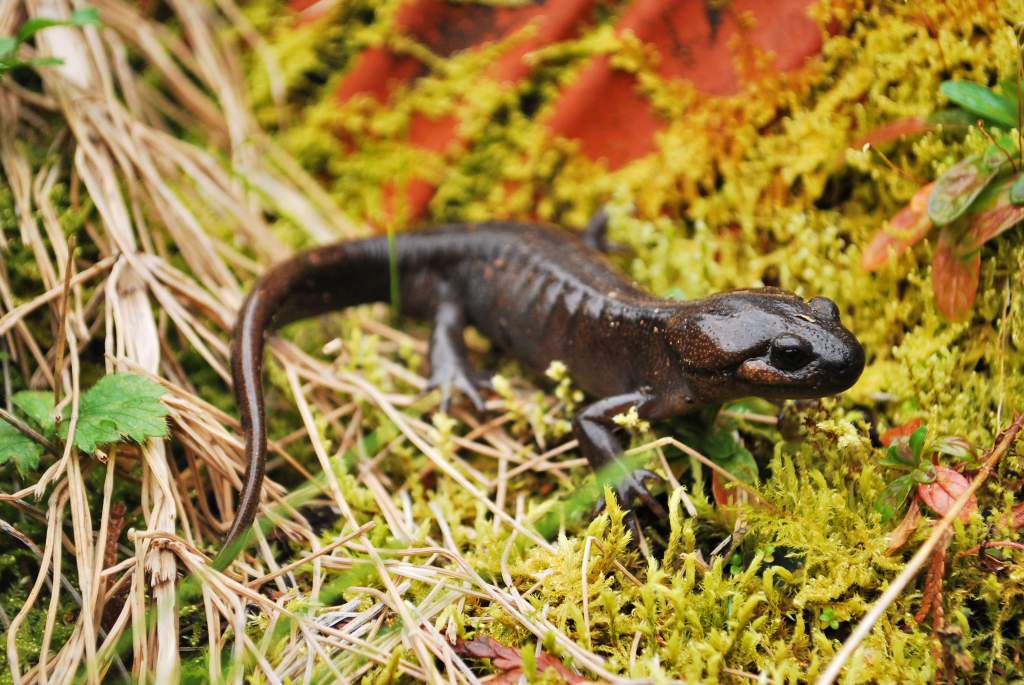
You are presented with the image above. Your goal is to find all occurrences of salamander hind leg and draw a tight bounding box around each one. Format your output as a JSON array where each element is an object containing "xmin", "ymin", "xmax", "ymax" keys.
[
  {"xmin": 424, "ymin": 288, "xmax": 492, "ymax": 413},
  {"xmin": 573, "ymin": 393, "xmax": 668, "ymax": 545},
  {"xmin": 581, "ymin": 208, "xmax": 631, "ymax": 255}
]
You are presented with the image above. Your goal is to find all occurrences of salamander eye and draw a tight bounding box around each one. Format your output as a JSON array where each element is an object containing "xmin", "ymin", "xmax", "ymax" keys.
[
  {"xmin": 808, "ymin": 296, "xmax": 840, "ymax": 321},
  {"xmin": 769, "ymin": 334, "xmax": 813, "ymax": 371}
]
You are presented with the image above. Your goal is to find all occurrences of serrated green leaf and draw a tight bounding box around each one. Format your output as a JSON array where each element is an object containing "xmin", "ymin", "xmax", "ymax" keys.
[
  {"xmin": 909, "ymin": 426, "xmax": 927, "ymax": 460},
  {"xmin": 940, "ymin": 80, "xmax": 1018, "ymax": 128},
  {"xmin": 12, "ymin": 391, "xmax": 55, "ymax": 434},
  {"xmin": 874, "ymin": 474, "xmax": 916, "ymax": 523},
  {"xmin": 0, "ymin": 420, "xmax": 43, "ymax": 477},
  {"xmin": 59, "ymin": 373, "xmax": 168, "ymax": 453}
]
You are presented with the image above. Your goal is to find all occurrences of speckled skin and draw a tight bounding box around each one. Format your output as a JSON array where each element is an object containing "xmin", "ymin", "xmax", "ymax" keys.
[{"xmin": 221, "ymin": 220, "xmax": 865, "ymax": 553}]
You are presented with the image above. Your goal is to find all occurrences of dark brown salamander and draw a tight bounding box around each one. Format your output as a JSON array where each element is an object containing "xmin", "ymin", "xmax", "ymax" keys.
[{"xmin": 222, "ymin": 214, "xmax": 865, "ymax": 554}]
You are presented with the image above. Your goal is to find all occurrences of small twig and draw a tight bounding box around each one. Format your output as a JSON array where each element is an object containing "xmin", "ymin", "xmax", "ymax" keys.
[
  {"xmin": 718, "ymin": 410, "xmax": 778, "ymax": 425},
  {"xmin": 52, "ymin": 235, "xmax": 76, "ymax": 415},
  {"xmin": 862, "ymin": 142, "xmax": 927, "ymax": 186},
  {"xmin": 1, "ymin": 337, "xmax": 11, "ymax": 413},
  {"xmin": 245, "ymin": 521, "xmax": 375, "ymax": 589},
  {"xmin": 977, "ymin": 120, "xmax": 1018, "ymax": 172},
  {"xmin": 817, "ymin": 413, "xmax": 1024, "ymax": 685},
  {"xmin": 1016, "ymin": 30, "xmax": 1022, "ymax": 171},
  {"xmin": 0, "ymin": 517, "xmax": 38, "ymax": 551},
  {"xmin": 996, "ymin": 277, "xmax": 1012, "ymax": 431},
  {"xmin": 0, "ymin": 406, "xmax": 61, "ymax": 455}
]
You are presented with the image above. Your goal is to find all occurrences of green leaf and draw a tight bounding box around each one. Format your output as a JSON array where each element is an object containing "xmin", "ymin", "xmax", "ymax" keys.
[
  {"xmin": 874, "ymin": 474, "xmax": 916, "ymax": 523},
  {"xmin": 17, "ymin": 8, "xmax": 99, "ymax": 41},
  {"xmin": 927, "ymin": 155, "xmax": 1000, "ymax": 225},
  {"xmin": 0, "ymin": 36, "xmax": 18, "ymax": 60},
  {"xmin": 716, "ymin": 446, "xmax": 759, "ymax": 486},
  {"xmin": 12, "ymin": 391, "xmax": 55, "ymax": 434},
  {"xmin": 912, "ymin": 465, "xmax": 936, "ymax": 484},
  {"xmin": 925, "ymin": 108, "xmax": 980, "ymax": 127},
  {"xmin": 18, "ymin": 18, "xmax": 67, "ymax": 41},
  {"xmin": 981, "ymin": 135, "xmax": 1020, "ymax": 171},
  {"xmin": 60, "ymin": 373, "xmax": 168, "ymax": 453},
  {"xmin": 955, "ymin": 173, "xmax": 1024, "ymax": 257},
  {"xmin": 940, "ymin": 80, "xmax": 1018, "ymax": 128},
  {"xmin": 68, "ymin": 7, "xmax": 100, "ymax": 26},
  {"xmin": 998, "ymin": 77, "xmax": 1022, "ymax": 109},
  {"xmin": 879, "ymin": 442, "xmax": 917, "ymax": 470},
  {"xmin": 0, "ymin": 421, "xmax": 43, "ymax": 477},
  {"xmin": 706, "ymin": 429, "xmax": 759, "ymax": 485},
  {"xmin": 909, "ymin": 426, "xmax": 927, "ymax": 460},
  {"xmin": 22, "ymin": 57, "xmax": 64, "ymax": 67},
  {"xmin": 1010, "ymin": 174, "xmax": 1024, "ymax": 205},
  {"xmin": 932, "ymin": 436, "xmax": 975, "ymax": 462}
]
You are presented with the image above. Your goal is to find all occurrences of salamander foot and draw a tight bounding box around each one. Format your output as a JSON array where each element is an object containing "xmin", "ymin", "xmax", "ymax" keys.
[
  {"xmin": 593, "ymin": 467, "xmax": 668, "ymax": 545},
  {"xmin": 424, "ymin": 365, "xmax": 493, "ymax": 414}
]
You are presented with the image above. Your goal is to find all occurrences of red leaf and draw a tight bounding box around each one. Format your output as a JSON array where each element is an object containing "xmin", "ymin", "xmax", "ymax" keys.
[
  {"xmin": 454, "ymin": 637, "xmax": 521, "ymax": 670},
  {"xmin": 958, "ymin": 540, "xmax": 1024, "ymax": 557},
  {"xmin": 453, "ymin": 637, "xmax": 584, "ymax": 684},
  {"xmin": 711, "ymin": 469, "xmax": 756, "ymax": 508},
  {"xmin": 917, "ymin": 466, "xmax": 977, "ymax": 521},
  {"xmin": 932, "ymin": 228, "xmax": 981, "ymax": 321},
  {"xmin": 850, "ymin": 117, "xmax": 933, "ymax": 150},
  {"xmin": 861, "ymin": 183, "xmax": 934, "ymax": 271},
  {"xmin": 956, "ymin": 174, "xmax": 1024, "ymax": 257},
  {"xmin": 880, "ymin": 418, "xmax": 924, "ymax": 447},
  {"xmin": 1010, "ymin": 502, "xmax": 1024, "ymax": 529},
  {"xmin": 885, "ymin": 498, "xmax": 922, "ymax": 555},
  {"xmin": 712, "ymin": 470, "xmax": 731, "ymax": 507},
  {"xmin": 913, "ymin": 530, "xmax": 950, "ymax": 626}
]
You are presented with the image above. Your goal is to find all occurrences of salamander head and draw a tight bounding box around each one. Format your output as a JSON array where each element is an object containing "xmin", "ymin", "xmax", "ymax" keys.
[{"xmin": 668, "ymin": 289, "xmax": 865, "ymax": 400}]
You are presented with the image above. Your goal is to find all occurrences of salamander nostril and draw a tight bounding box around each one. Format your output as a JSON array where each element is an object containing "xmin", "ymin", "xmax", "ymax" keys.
[
  {"xmin": 809, "ymin": 296, "xmax": 840, "ymax": 321},
  {"xmin": 769, "ymin": 334, "xmax": 813, "ymax": 371}
]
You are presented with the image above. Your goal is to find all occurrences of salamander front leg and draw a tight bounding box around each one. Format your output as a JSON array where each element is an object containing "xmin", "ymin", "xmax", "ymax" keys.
[
  {"xmin": 424, "ymin": 289, "xmax": 492, "ymax": 413},
  {"xmin": 573, "ymin": 392, "xmax": 668, "ymax": 543}
]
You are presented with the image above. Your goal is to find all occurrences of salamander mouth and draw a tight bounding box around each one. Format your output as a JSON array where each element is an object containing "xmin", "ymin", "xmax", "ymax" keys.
[
  {"xmin": 736, "ymin": 358, "xmax": 829, "ymax": 397},
  {"xmin": 738, "ymin": 358, "xmax": 799, "ymax": 385},
  {"xmin": 737, "ymin": 347, "xmax": 863, "ymax": 397}
]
